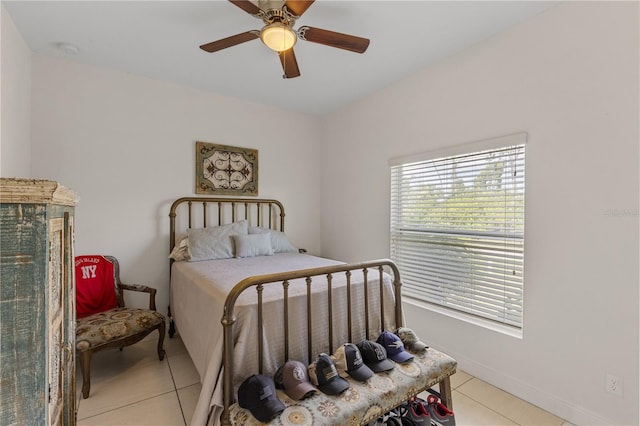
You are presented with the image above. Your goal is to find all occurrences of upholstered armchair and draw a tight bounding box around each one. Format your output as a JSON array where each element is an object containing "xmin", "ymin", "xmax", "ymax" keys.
[{"xmin": 75, "ymin": 255, "xmax": 166, "ymax": 398}]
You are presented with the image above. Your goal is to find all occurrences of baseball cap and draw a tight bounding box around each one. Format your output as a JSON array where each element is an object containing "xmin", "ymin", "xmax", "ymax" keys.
[
  {"xmin": 274, "ymin": 364, "xmax": 285, "ymax": 390},
  {"xmin": 356, "ymin": 340, "xmax": 395, "ymax": 372},
  {"xmin": 237, "ymin": 374, "xmax": 285, "ymax": 422},
  {"xmin": 281, "ymin": 360, "xmax": 317, "ymax": 400},
  {"xmin": 396, "ymin": 327, "xmax": 428, "ymax": 352},
  {"xmin": 332, "ymin": 343, "xmax": 374, "ymax": 382},
  {"xmin": 308, "ymin": 353, "xmax": 350, "ymax": 395},
  {"xmin": 376, "ymin": 330, "xmax": 414, "ymax": 363}
]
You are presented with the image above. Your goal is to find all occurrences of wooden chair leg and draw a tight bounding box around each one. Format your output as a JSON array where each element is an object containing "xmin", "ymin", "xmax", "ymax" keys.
[
  {"xmin": 157, "ymin": 320, "xmax": 166, "ymax": 361},
  {"xmin": 79, "ymin": 351, "xmax": 93, "ymax": 399}
]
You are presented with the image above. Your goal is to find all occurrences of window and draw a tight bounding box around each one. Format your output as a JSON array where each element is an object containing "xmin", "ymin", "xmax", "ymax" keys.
[{"xmin": 390, "ymin": 133, "xmax": 526, "ymax": 330}]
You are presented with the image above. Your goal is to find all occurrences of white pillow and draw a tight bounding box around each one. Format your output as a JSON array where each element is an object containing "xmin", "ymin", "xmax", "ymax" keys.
[
  {"xmin": 187, "ymin": 220, "xmax": 248, "ymax": 261},
  {"xmin": 248, "ymin": 226, "xmax": 298, "ymax": 253},
  {"xmin": 233, "ymin": 233, "xmax": 274, "ymax": 258},
  {"xmin": 169, "ymin": 235, "xmax": 190, "ymax": 261}
]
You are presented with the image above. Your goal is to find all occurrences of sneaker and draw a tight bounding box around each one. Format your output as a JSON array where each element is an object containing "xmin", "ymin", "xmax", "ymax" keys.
[
  {"xmin": 397, "ymin": 399, "xmax": 431, "ymax": 425},
  {"xmin": 368, "ymin": 408, "xmax": 402, "ymax": 426},
  {"xmin": 424, "ymin": 395, "xmax": 455, "ymax": 426}
]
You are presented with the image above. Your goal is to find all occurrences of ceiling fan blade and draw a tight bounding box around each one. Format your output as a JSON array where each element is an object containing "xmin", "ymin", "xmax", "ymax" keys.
[
  {"xmin": 200, "ymin": 31, "xmax": 259, "ymax": 53},
  {"xmin": 284, "ymin": 0, "xmax": 315, "ymax": 17},
  {"xmin": 278, "ymin": 48, "xmax": 301, "ymax": 79},
  {"xmin": 228, "ymin": 0, "xmax": 262, "ymax": 16},
  {"xmin": 298, "ymin": 26, "xmax": 369, "ymax": 53}
]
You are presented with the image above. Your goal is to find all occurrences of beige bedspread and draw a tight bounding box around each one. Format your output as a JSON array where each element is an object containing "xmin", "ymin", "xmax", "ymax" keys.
[{"xmin": 171, "ymin": 253, "xmax": 398, "ymax": 426}]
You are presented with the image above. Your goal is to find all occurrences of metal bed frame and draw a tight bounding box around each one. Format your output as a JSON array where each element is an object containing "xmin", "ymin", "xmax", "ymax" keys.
[{"xmin": 168, "ymin": 197, "xmax": 454, "ymax": 425}]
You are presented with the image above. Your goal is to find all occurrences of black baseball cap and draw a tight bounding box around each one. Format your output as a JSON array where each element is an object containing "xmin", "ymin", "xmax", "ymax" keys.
[
  {"xmin": 357, "ymin": 340, "xmax": 395, "ymax": 372},
  {"xmin": 308, "ymin": 353, "xmax": 350, "ymax": 395},
  {"xmin": 332, "ymin": 343, "xmax": 373, "ymax": 382},
  {"xmin": 237, "ymin": 374, "xmax": 285, "ymax": 422}
]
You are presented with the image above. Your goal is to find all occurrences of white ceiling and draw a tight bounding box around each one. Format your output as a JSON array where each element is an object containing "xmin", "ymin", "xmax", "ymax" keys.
[{"xmin": 3, "ymin": 1, "xmax": 558, "ymax": 116}]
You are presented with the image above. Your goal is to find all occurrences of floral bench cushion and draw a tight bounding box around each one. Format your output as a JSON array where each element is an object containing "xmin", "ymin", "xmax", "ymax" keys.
[
  {"xmin": 76, "ymin": 307, "xmax": 165, "ymax": 352},
  {"xmin": 228, "ymin": 347, "xmax": 457, "ymax": 425}
]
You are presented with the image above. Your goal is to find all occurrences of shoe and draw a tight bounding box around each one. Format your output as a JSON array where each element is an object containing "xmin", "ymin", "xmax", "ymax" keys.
[
  {"xmin": 369, "ymin": 408, "xmax": 402, "ymax": 426},
  {"xmin": 424, "ymin": 395, "xmax": 455, "ymax": 426},
  {"xmin": 387, "ymin": 417, "xmax": 403, "ymax": 426},
  {"xmin": 397, "ymin": 399, "xmax": 431, "ymax": 425}
]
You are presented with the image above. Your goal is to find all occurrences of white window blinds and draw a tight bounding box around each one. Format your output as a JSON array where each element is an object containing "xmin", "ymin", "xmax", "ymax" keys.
[{"xmin": 390, "ymin": 136, "xmax": 526, "ymax": 329}]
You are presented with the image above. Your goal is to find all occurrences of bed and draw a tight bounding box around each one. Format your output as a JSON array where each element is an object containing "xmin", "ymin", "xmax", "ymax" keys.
[{"xmin": 168, "ymin": 197, "xmax": 457, "ymax": 425}]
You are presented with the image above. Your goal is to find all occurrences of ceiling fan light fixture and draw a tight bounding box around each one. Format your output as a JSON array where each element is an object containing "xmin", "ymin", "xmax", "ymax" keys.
[{"xmin": 260, "ymin": 22, "xmax": 296, "ymax": 52}]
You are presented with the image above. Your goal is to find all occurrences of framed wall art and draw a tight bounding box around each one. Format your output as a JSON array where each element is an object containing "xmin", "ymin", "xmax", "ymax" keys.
[{"xmin": 195, "ymin": 142, "xmax": 258, "ymax": 195}]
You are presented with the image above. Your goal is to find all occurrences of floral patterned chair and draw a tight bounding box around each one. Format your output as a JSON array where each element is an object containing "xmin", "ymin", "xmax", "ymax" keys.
[{"xmin": 75, "ymin": 255, "xmax": 166, "ymax": 398}]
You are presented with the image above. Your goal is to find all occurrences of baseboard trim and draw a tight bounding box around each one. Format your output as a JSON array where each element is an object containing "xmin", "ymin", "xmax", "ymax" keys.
[{"xmin": 434, "ymin": 343, "xmax": 613, "ymax": 426}]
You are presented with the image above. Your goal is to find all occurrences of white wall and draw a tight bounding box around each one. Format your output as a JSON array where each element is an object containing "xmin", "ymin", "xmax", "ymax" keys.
[
  {"xmin": 320, "ymin": 2, "xmax": 639, "ymax": 425},
  {"xmin": 29, "ymin": 56, "xmax": 323, "ymax": 318},
  {"xmin": 1, "ymin": 4, "xmax": 32, "ymax": 177},
  {"xmin": 6, "ymin": 2, "xmax": 638, "ymax": 424}
]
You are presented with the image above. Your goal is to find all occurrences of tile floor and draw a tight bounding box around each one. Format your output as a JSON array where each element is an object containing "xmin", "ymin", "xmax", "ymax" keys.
[{"xmin": 76, "ymin": 334, "xmax": 572, "ymax": 426}]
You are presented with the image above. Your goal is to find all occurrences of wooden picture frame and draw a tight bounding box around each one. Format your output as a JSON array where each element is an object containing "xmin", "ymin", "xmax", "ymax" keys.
[{"xmin": 195, "ymin": 142, "xmax": 258, "ymax": 196}]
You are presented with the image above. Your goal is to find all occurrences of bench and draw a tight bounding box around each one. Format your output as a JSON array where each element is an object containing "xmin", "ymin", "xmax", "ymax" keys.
[{"xmin": 228, "ymin": 346, "xmax": 456, "ymax": 425}]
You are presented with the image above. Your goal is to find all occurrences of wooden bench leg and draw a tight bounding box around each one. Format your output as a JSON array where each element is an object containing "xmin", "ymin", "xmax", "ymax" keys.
[{"xmin": 438, "ymin": 376, "xmax": 453, "ymax": 410}]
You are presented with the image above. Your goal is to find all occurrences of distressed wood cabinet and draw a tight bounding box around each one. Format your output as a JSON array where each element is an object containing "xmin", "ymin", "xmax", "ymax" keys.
[{"xmin": 1, "ymin": 178, "xmax": 78, "ymax": 426}]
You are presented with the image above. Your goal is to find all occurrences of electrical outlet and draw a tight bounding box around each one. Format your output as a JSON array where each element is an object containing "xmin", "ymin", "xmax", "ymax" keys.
[{"xmin": 606, "ymin": 374, "xmax": 623, "ymax": 397}]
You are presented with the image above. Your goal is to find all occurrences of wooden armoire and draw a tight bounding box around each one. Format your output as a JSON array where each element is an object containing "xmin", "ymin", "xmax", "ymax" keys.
[{"xmin": 0, "ymin": 178, "xmax": 78, "ymax": 425}]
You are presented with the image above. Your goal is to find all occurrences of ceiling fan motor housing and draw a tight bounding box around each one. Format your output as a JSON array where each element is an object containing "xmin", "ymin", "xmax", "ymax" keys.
[{"xmin": 261, "ymin": 7, "xmax": 297, "ymax": 26}]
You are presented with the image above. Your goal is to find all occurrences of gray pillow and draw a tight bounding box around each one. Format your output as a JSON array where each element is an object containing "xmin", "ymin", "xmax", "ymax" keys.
[
  {"xmin": 248, "ymin": 226, "xmax": 298, "ymax": 253},
  {"xmin": 233, "ymin": 233, "xmax": 274, "ymax": 258},
  {"xmin": 187, "ymin": 220, "xmax": 248, "ymax": 261}
]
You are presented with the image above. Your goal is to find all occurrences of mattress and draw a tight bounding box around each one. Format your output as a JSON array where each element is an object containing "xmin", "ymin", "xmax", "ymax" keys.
[{"xmin": 170, "ymin": 253, "xmax": 397, "ymax": 426}]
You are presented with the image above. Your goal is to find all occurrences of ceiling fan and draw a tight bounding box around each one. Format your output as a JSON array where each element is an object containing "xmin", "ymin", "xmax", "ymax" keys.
[{"xmin": 199, "ymin": 0, "xmax": 370, "ymax": 79}]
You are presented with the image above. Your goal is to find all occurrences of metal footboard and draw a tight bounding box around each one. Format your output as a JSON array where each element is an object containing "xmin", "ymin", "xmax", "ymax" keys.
[{"xmin": 220, "ymin": 259, "xmax": 404, "ymax": 426}]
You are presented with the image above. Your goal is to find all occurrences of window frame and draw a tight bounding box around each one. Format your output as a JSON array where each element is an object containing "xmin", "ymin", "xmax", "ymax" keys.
[{"xmin": 389, "ymin": 133, "xmax": 527, "ymax": 335}]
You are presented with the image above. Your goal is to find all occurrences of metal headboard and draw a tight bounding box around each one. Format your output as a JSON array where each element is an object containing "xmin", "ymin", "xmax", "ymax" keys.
[
  {"xmin": 168, "ymin": 197, "xmax": 285, "ymax": 253},
  {"xmin": 167, "ymin": 197, "xmax": 286, "ymax": 337}
]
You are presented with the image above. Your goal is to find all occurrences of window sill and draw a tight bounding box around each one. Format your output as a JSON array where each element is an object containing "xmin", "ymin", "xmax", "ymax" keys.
[{"xmin": 402, "ymin": 296, "xmax": 523, "ymax": 339}]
